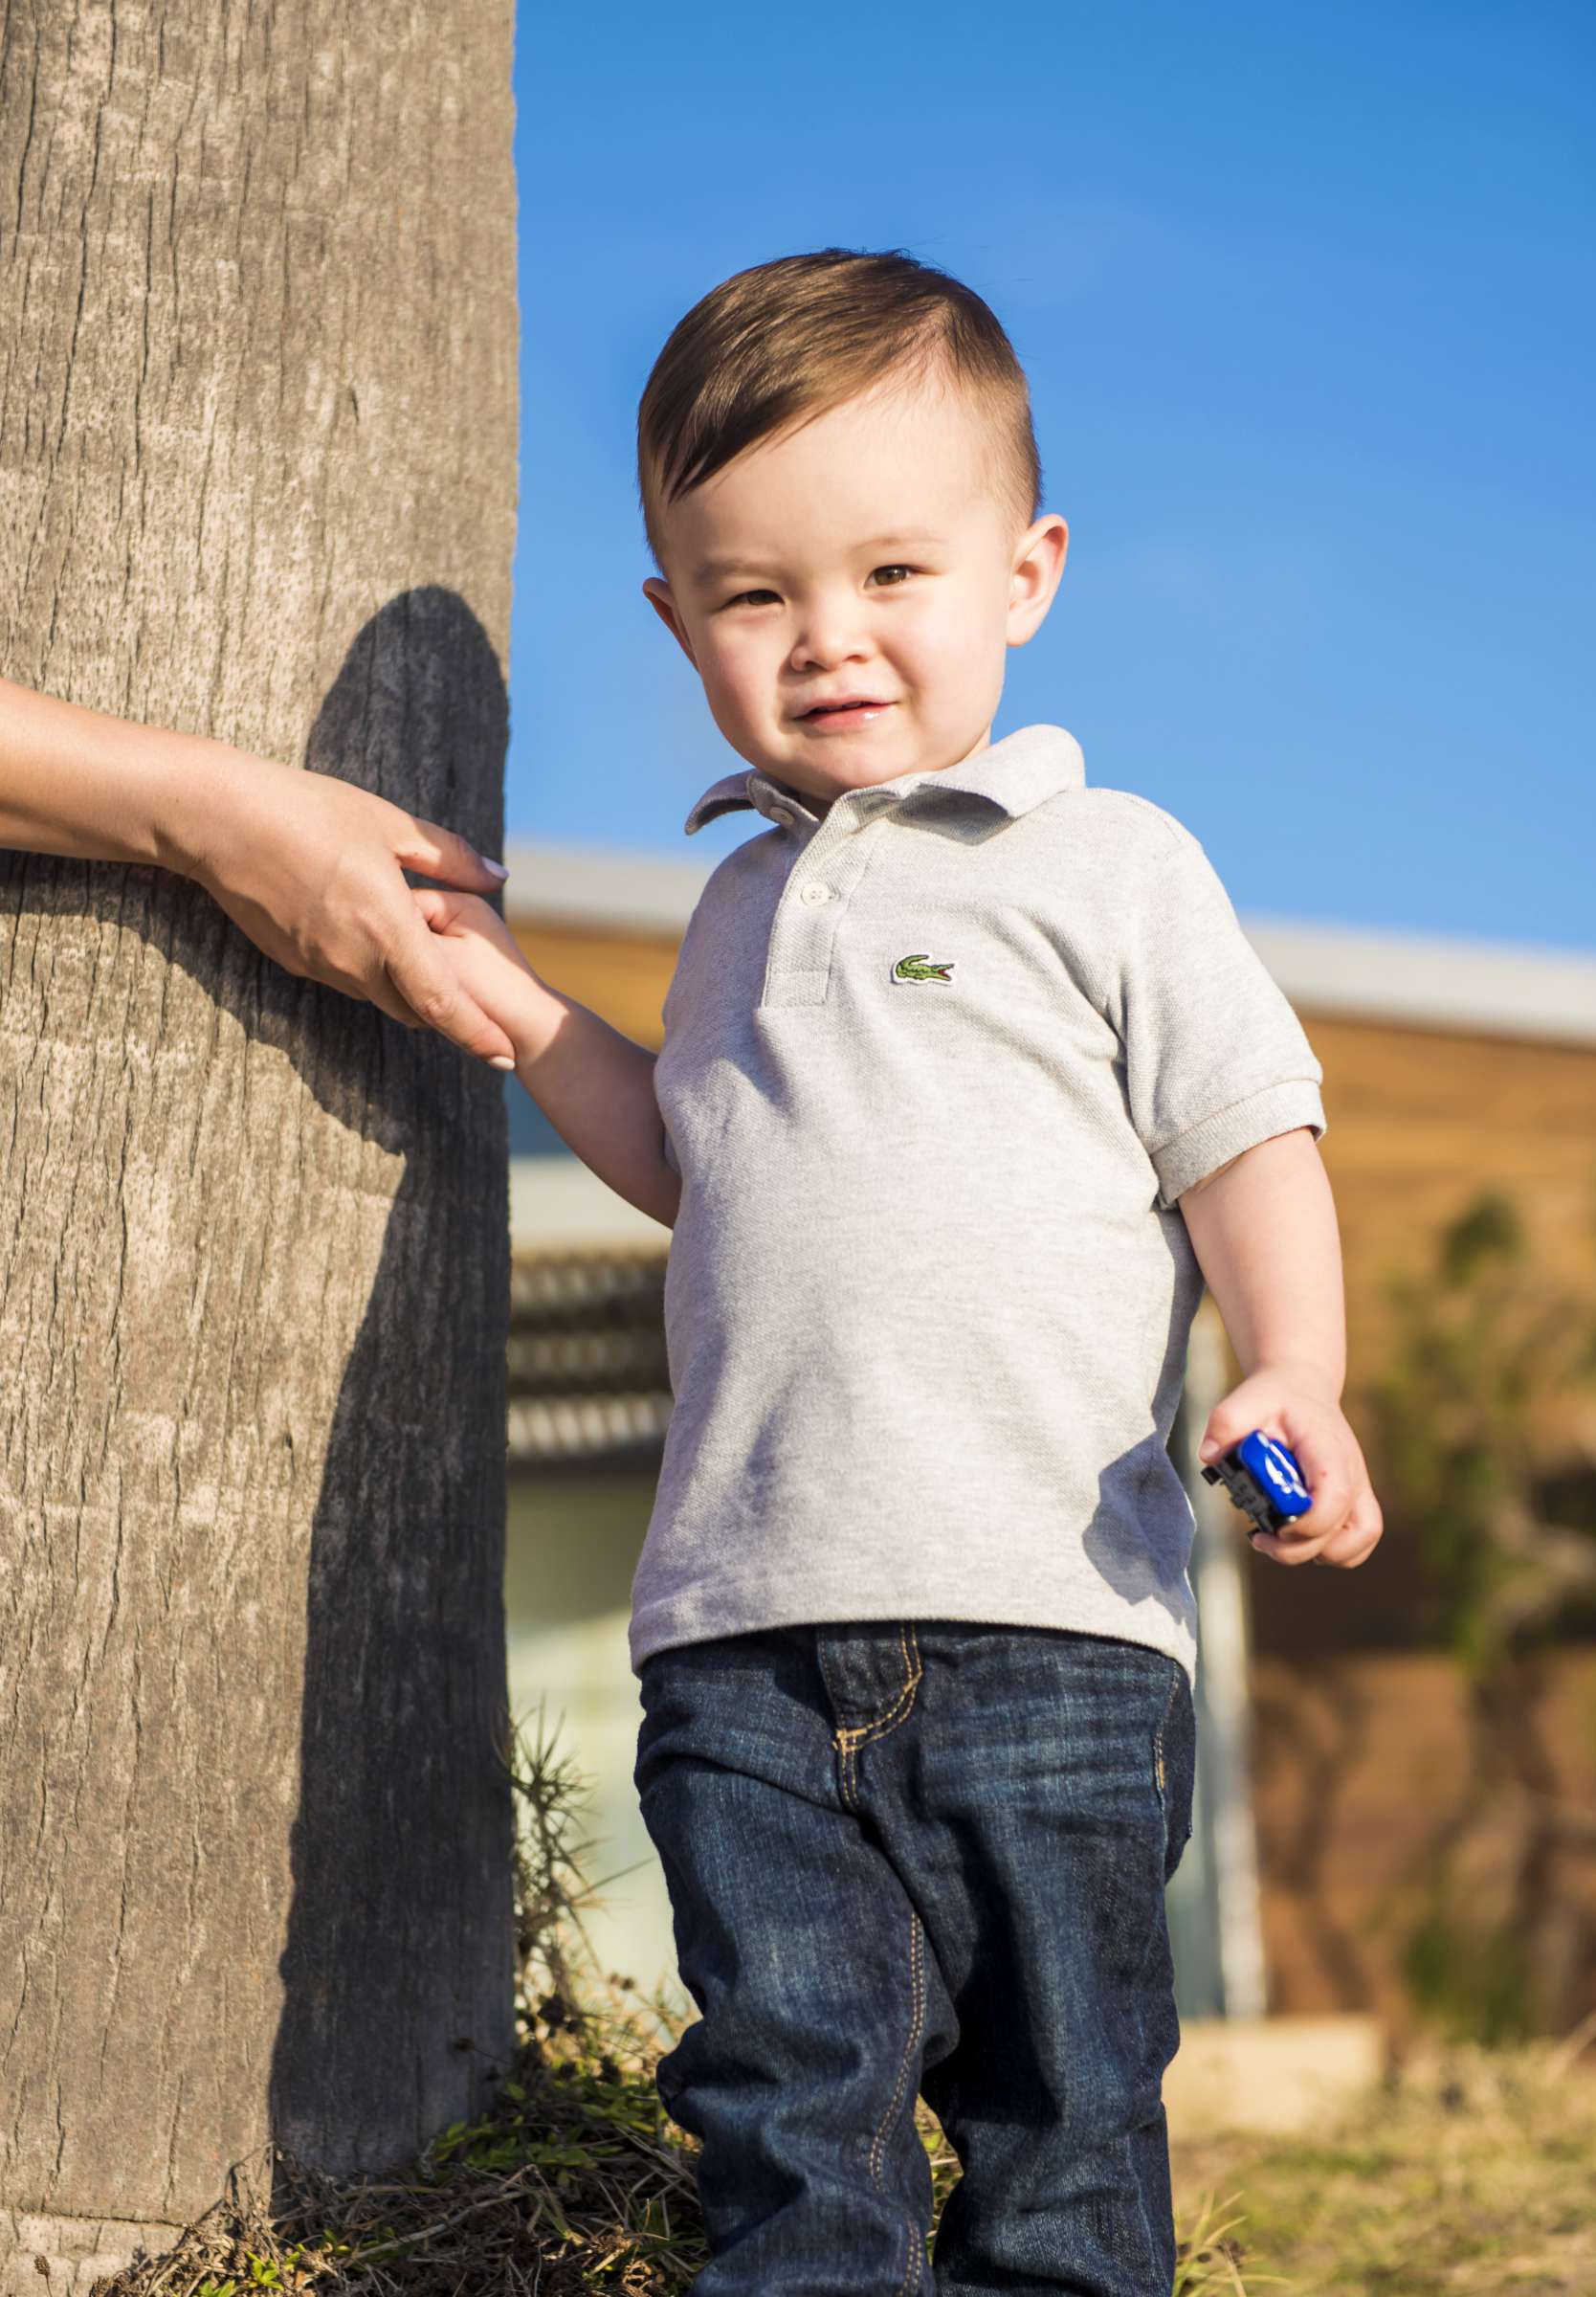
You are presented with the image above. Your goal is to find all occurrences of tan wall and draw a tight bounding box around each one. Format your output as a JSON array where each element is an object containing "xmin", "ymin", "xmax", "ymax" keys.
[
  {"xmin": 1307, "ymin": 1010, "xmax": 1596, "ymax": 1383},
  {"xmin": 1250, "ymin": 1646, "xmax": 1596, "ymax": 2032}
]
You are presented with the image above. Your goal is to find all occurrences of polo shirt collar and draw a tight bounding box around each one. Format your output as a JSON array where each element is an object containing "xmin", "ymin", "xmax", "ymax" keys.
[{"xmin": 682, "ymin": 722, "xmax": 1086, "ymax": 836}]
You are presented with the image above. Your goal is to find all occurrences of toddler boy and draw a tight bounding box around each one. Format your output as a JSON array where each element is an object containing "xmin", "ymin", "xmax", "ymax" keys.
[{"xmin": 416, "ymin": 247, "xmax": 1383, "ymax": 2294}]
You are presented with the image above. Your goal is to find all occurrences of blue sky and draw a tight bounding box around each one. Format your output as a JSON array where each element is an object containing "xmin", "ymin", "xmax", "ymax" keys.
[{"xmin": 506, "ymin": 0, "xmax": 1593, "ymax": 953}]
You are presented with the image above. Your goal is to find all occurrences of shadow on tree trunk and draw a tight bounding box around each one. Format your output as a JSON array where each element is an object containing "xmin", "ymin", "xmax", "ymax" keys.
[{"xmin": 263, "ymin": 591, "xmax": 519, "ymax": 2184}]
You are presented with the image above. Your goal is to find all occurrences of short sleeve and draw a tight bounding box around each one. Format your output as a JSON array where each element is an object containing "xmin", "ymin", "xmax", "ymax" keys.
[{"xmin": 1114, "ymin": 813, "xmax": 1326, "ymax": 1210}]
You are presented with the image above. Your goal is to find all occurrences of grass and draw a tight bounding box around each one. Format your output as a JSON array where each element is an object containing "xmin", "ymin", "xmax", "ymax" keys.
[
  {"xmin": 1167, "ymin": 2015, "xmax": 1596, "ymax": 2296},
  {"xmin": 91, "ymin": 1706, "xmax": 1596, "ymax": 2295}
]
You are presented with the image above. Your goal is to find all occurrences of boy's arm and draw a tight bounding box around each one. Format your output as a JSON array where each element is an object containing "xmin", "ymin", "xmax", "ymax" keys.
[
  {"xmin": 507, "ymin": 975, "xmax": 680, "ymax": 1230},
  {"xmin": 1177, "ymin": 1127, "xmax": 1383, "ymax": 1569},
  {"xmin": 1179, "ymin": 1127, "xmax": 1344, "ymax": 1394},
  {"xmin": 413, "ymin": 888, "xmax": 680, "ymax": 1229}
]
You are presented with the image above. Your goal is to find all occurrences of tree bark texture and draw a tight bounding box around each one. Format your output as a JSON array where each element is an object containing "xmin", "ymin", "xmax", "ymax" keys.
[{"xmin": 0, "ymin": 0, "xmax": 520, "ymax": 2255}]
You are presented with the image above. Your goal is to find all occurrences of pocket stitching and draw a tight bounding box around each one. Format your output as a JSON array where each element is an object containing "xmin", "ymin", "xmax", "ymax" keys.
[{"xmin": 1152, "ymin": 1661, "xmax": 1183, "ymax": 1806}]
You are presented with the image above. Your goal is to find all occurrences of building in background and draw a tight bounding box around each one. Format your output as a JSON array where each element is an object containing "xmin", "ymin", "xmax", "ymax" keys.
[{"xmin": 500, "ymin": 837, "xmax": 1596, "ymax": 2032}]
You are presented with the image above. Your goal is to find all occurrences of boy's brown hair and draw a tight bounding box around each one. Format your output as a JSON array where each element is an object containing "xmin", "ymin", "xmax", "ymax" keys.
[{"xmin": 636, "ymin": 247, "xmax": 1042, "ymax": 572}]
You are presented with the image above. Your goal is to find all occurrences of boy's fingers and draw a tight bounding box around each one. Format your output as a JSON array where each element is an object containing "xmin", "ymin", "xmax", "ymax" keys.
[
  {"xmin": 1315, "ymin": 1488, "xmax": 1385, "ymax": 1569},
  {"xmin": 410, "ymin": 884, "xmax": 455, "ymax": 930},
  {"xmin": 1276, "ymin": 1423, "xmax": 1355, "ymax": 1537},
  {"xmin": 1252, "ymin": 1523, "xmax": 1332, "ymax": 1566},
  {"xmin": 383, "ymin": 920, "xmax": 516, "ymax": 1065},
  {"xmin": 1198, "ymin": 1410, "xmax": 1252, "ymax": 1465},
  {"xmin": 1298, "ymin": 1463, "xmax": 1348, "ymax": 1535},
  {"xmin": 1250, "ymin": 1444, "xmax": 1383, "ymax": 1566},
  {"xmin": 393, "ymin": 814, "xmax": 509, "ymax": 891}
]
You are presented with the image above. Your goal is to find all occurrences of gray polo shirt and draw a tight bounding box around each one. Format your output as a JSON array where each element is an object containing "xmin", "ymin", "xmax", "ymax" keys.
[{"xmin": 629, "ymin": 722, "xmax": 1326, "ymax": 1692}]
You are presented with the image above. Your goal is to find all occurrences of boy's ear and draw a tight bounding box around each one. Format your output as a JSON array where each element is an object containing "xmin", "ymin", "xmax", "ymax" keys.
[
  {"xmin": 1006, "ymin": 514, "xmax": 1069, "ymax": 651},
  {"xmin": 642, "ymin": 576, "xmax": 700, "ymax": 672}
]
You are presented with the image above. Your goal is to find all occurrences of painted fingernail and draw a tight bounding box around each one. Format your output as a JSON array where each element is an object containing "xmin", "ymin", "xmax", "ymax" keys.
[
  {"xmin": 488, "ymin": 1055, "xmax": 516, "ymax": 1071},
  {"xmin": 482, "ymin": 858, "xmax": 509, "ymax": 881}
]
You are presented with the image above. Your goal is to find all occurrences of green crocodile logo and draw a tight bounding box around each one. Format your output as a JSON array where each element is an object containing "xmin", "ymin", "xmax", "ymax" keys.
[{"xmin": 892, "ymin": 951, "xmax": 956, "ymax": 985}]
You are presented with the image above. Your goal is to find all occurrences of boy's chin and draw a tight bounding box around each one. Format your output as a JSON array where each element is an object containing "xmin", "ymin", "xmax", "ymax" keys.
[
  {"xmin": 756, "ymin": 726, "xmax": 920, "ymax": 794},
  {"xmin": 772, "ymin": 763, "xmax": 901, "ymax": 812}
]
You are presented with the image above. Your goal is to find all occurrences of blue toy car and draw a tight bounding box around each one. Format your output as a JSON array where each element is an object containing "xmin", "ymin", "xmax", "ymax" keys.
[{"xmin": 1200, "ymin": 1429, "xmax": 1315, "ymax": 1539}]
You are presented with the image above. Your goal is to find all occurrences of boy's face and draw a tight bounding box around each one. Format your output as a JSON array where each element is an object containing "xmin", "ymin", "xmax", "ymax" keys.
[{"xmin": 642, "ymin": 373, "xmax": 1067, "ymax": 812}]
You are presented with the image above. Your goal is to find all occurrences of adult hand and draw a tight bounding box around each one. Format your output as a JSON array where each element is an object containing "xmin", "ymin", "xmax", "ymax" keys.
[
  {"xmin": 0, "ymin": 674, "xmax": 519, "ymax": 1066},
  {"xmin": 177, "ymin": 750, "xmax": 518, "ymax": 1066}
]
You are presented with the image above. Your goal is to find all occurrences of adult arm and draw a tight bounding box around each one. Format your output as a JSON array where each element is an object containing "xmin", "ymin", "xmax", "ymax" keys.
[{"xmin": 0, "ymin": 672, "xmax": 517, "ymax": 1064}]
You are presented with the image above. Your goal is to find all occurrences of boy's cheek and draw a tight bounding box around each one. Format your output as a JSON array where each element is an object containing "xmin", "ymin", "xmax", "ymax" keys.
[
  {"xmin": 697, "ymin": 638, "xmax": 763, "ymax": 719},
  {"xmin": 698, "ymin": 662, "xmax": 772, "ymax": 755}
]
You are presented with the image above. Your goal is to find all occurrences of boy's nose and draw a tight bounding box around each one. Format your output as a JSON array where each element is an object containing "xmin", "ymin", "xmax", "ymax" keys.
[{"xmin": 789, "ymin": 616, "xmax": 871, "ymax": 670}]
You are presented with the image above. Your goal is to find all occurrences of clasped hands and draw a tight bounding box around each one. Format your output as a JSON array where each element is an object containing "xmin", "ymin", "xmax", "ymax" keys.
[{"xmin": 180, "ymin": 757, "xmax": 521, "ymax": 1067}]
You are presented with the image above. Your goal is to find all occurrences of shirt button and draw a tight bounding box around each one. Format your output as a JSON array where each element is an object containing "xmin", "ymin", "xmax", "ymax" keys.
[{"xmin": 799, "ymin": 881, "xmax": 834, "ymax": 906}]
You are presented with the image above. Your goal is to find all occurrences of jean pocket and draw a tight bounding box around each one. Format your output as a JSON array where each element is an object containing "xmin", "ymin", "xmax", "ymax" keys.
[{"xmin": 1152, "ymin": 1661, "xmax": 1198, "ymax": 1860}]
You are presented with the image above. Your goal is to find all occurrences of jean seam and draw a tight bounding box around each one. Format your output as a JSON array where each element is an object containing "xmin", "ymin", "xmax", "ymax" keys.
[
  {"xmin": 1152, "ymin": 1660, "xmax": 1182, "ymax": 1804},
  {"xmin": 867, "ymin": 1901, "xmax": 927, "ymax": 2296}
]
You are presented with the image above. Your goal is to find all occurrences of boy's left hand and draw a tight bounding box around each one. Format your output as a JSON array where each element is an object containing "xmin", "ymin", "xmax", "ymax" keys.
[{"xmin": 1196, "ymin": 1369, "xmax": 1384, "ymax": 1568}]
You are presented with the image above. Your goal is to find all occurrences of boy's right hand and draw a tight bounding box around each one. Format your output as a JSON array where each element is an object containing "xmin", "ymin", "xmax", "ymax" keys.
[{"xmin": 410, "ymin": 886, "xmax": 538, "ymax": 1067}]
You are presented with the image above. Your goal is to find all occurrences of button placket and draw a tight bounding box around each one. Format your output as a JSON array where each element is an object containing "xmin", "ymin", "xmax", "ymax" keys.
[{"xmin": 761, "ymin": 806, "xmax": 884, "ymax": 1011}]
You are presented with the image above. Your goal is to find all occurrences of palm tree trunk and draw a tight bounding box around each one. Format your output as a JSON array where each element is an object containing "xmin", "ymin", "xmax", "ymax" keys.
[{"xmin": 0, "ymin": 1, "xmax": 520, "ymax": 2268}]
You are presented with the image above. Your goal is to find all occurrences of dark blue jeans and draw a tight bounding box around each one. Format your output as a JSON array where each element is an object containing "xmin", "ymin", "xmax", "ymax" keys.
[{"xmin": 634, "ymin": 1618, "xmax": 1197, "ymax": 2296}]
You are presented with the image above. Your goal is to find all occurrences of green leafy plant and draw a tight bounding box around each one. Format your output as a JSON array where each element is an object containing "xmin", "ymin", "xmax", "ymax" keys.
[
  {"xmin": 1368, "ymin": 1183, "xmax": 1596, "ymax": 1674},
  {"xmin": 1367, "ymin": 1177, "xmax": 1596, "ymax": 2041}
]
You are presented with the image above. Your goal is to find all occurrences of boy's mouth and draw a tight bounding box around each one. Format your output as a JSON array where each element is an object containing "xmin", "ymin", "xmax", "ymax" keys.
[{"xmin": 796, "ymin": 699, "xmax": 895, "ymax": 725}]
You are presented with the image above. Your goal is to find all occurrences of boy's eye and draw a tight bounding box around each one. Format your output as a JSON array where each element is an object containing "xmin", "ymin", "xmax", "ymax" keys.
[{"xmin": 721, "ymin": 567, "xmax": 917, "ymax": 609}]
